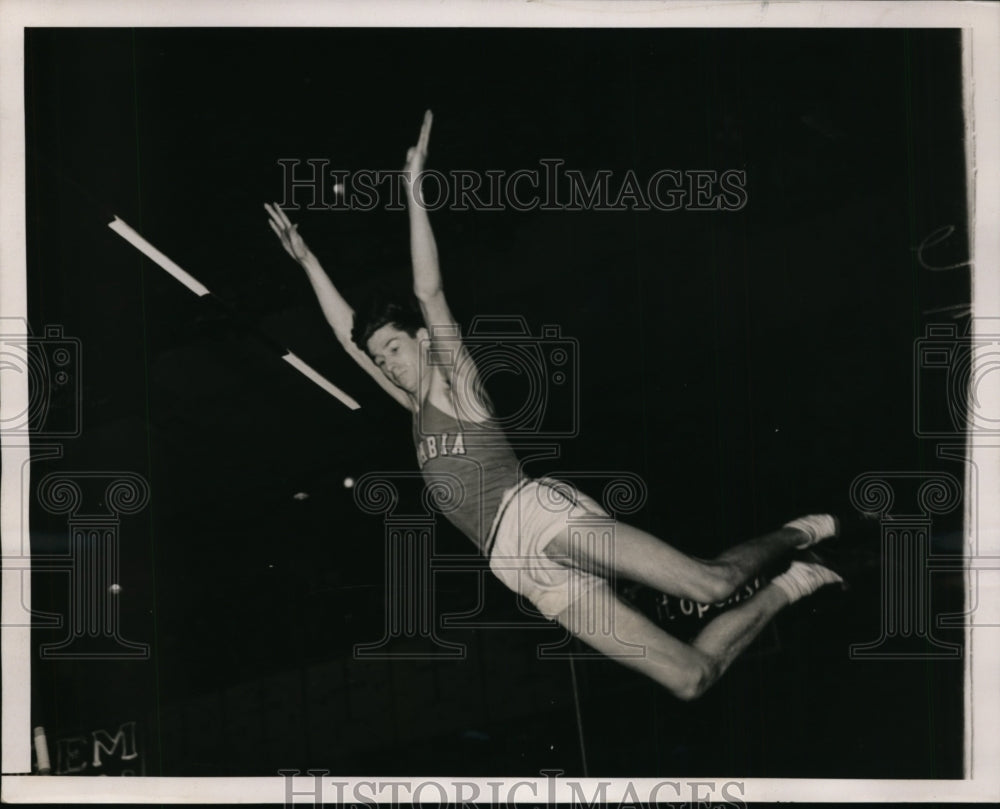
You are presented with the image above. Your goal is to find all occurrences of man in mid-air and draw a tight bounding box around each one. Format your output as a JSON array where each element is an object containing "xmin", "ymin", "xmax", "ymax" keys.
[{"xmin": 265, "ymin": 111, "xmax": 843, "ymax": 700}]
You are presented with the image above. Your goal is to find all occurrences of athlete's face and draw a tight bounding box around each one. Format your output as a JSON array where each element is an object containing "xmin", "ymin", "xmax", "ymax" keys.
[{"xmin": 367, "ymin": 324, "xmax": 427, "ymax": 394}]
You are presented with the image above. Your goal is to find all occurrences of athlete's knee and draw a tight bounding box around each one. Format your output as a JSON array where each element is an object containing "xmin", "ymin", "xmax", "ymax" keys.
[
  {"xmin": 673, "ymin": 656, "xmax": 721, "ymax": 702},
  {"xmin": 689, "ymin": 560, "xmax": 740, "ymax": 604}
]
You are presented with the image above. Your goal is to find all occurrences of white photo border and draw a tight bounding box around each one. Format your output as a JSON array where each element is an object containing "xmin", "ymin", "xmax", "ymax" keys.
[{"xmin": 2, "ymin": 0, "xmax": 998, "ymax": 803}]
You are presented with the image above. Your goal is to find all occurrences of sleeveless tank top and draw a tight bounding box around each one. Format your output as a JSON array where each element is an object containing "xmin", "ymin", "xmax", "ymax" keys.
[{"xmin": 412, "ymin": 393, "xmax": 522, "ymax": 552}]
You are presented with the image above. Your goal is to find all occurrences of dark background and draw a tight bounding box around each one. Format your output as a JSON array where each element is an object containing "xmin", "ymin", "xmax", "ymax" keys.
[{"xmin": 24, "ymin": 28, "xmax": 969, "ymax": 777}]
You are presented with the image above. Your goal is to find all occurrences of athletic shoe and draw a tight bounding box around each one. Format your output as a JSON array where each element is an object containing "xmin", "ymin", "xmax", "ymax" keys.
[
  {"xmin": 784, "ymin": 513, "xmax": 839, "ymax": 548},
  {"xmin": 770, "ymin": 560, "xmax": 845, "ymax": 604}
]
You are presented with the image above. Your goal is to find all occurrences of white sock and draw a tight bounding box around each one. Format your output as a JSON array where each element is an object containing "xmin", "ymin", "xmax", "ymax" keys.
[
  {"xmin": 784, "ymin": 514, "xmax": 838, "ymax": 548},
  {"xmin": 771, "ymin": 561, "xmax": 844, "ymax": 604}
]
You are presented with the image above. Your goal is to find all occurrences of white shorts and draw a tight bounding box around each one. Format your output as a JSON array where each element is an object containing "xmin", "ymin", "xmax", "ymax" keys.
[{"xmin": 487, "ymin": 477, "xmax": 610, "ymax": 620}]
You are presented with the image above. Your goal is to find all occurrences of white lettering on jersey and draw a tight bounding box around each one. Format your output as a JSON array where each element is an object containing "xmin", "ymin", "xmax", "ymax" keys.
[{"xmin": 416, "ymin": 431, "xmax": 467, "ymax": 467}]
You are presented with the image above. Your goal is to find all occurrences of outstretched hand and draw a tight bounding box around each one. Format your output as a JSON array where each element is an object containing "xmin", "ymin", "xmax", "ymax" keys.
[
  {"xmin": 265, "ymin": 202, "xmax": 311, "ymax": 263},
  {"xmin": 404, "ymin": 109, "xmax": 433, "ymax": 179}
]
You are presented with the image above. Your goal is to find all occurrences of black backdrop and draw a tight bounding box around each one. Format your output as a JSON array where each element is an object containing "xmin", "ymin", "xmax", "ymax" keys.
[{"xmin": 25, "ymin": 27, "xmax": 968, "ymax": 777}]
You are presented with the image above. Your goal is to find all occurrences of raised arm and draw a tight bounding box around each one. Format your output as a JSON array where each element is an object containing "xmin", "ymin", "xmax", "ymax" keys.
[
  {"xmin": 264, "ymin": 202, "xmax": 411, "ymax": 409},
  {"xmin": 403, "ymin": 111, "xmax": 493, "ymax": 420},
  {"xmin": 405, "ymin": 111, "xmax": 444, "ymax": 303}
]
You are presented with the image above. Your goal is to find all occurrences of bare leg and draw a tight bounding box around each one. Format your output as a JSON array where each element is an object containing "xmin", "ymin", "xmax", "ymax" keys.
[
  {"xmin": 690, "ymin": 583, "xmax": 789, "ymax": 673},
  {"xmin": 546, "ymin": 520, "xmax": 814, "ymax": 605},
  {"xmin": 555, "ymin": 581, "xmax": 791, "ymax": 700}
]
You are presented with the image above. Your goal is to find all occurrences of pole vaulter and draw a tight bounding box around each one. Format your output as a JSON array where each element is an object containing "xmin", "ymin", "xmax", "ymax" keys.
[{"xmin": 107, "ymin": 216, "xmax": 360, "ymax": 411}]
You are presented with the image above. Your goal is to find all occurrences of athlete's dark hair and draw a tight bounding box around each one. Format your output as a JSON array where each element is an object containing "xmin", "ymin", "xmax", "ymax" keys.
[{"xmin": 351, "ymin": 289, "xmax": 425, "ymax": 355}]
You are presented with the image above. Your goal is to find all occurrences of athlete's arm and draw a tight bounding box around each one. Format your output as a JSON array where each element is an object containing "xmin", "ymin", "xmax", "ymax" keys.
[
  {"xmin": 404, "ymin": 111, "xmax": 493, "ymax": 420},
  {"xmin": 265, "ymin": 202, "xmax": 412, "ymax": 409}
]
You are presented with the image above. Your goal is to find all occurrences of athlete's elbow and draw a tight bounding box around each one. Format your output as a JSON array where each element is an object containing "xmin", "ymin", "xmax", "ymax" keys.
[
  {"xmin": 334, "ymin": 330, "xmax": 358, "ymax": 354},
  {"xmin": 413, "ymin": 284, "xmax": 442, "ymax": 303}
]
